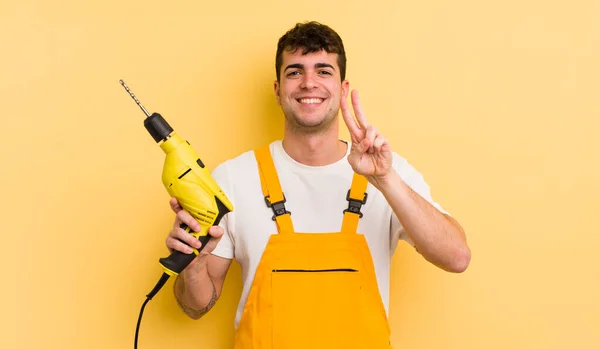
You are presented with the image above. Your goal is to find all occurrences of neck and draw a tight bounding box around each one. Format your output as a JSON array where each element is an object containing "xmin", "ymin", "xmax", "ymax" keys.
[{"xmin": 282, "ymin": 120, "xmax": 347, "ymax": 166}]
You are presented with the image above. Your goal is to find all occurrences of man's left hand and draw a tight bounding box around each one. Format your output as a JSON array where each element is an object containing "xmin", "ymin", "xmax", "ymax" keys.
[{"xmin": 341, "ymin": 90, "xmax": 393, "ymax": 189}]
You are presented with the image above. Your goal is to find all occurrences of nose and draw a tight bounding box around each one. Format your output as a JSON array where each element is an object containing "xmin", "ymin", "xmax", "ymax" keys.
[{"xmin": 300, "ymin": 73, "xmax": 317, "ymax": 89}]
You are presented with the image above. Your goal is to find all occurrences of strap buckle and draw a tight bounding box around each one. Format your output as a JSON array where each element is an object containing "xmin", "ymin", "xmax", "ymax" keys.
[
  {"xmin": 265, "ymin": 194, "xmax": 291, "ymax": 221},
  {"xmin": 344, "ymin": 190, "xmax": 368, "ymax": 218}
]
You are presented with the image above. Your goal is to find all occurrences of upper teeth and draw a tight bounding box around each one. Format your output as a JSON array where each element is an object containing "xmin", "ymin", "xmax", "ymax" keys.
[{"xmin": 299, "ymin": 98, "xmax": 323, "ymax": 104}]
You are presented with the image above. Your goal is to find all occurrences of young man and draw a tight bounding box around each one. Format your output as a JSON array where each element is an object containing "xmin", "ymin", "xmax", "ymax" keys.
[{"xmin": 166, "ymin": 21, "xmax": 470, "ymax": 348}]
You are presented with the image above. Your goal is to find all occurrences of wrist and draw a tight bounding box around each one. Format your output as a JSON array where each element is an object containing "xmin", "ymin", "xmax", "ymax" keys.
[
  {"xmin": 371, "ymin": 169, "xmax": 399, "ymax": 192},
  {"xmin": 178, "ymin": 255, "xmax": 211, "ymax": 300},
  {"xmin": 182, "ymin": 254, "xmax": 209, "ymax": 279}
]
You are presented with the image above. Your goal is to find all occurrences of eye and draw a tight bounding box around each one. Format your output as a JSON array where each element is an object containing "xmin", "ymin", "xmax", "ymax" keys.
[
  {"xmin": 318, "ymin": 70, "xmax": 333, "ymax": 76},
  {"xmin": 287, "ymin": 71, "xmax": 300, "ymax": 77}
]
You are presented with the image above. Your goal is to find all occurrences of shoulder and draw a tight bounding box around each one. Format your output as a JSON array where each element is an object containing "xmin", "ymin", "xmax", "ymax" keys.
[
  {"xmin": 211, "ymin": 149, "xmax": 256, "ymax": 179},
  {"xmin": 389, "ymin": 151, "xmax": 436, "ymax": 192},
  {"xmin": 210, "ymin": 140, "xmax": 280, "ymax": 181},
  {"xmin": 390, "ymin": 152, "xmax": 420, "ymax": 181},
  {"xmin": 389, "ymin": 151, "xmax": 450, "ymax": 214}
]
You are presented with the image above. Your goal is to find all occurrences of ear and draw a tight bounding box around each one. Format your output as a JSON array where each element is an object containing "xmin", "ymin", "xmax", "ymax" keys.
[
  {"xmin": 274, "ymin": 80, "xmax": 281, "ymax": 105},
  {"xmin": 341, "ymin": 80, "xmax": 350, "ymax": 99}
]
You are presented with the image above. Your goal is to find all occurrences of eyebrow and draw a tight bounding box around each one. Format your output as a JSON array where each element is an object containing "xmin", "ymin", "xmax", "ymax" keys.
[{"xmin": 284, "ymin": 63, "xmax": 336, "ymax": 72}]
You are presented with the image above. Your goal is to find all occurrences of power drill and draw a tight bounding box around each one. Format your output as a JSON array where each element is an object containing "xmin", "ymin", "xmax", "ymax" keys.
[{"xmin": 119, "ymin": 80, "xmax": 234, "ymax": 349}]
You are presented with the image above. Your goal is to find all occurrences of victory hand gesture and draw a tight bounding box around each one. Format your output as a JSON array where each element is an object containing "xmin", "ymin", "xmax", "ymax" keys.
[{"xmin": 341, "ymin": 90, "xmax": 393, "ymax": 188}]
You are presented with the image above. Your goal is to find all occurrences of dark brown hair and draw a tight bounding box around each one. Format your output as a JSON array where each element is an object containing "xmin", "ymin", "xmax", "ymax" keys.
[{"xmin": 275, "ymin": 21, "xmax": 347, "ymax": 82}]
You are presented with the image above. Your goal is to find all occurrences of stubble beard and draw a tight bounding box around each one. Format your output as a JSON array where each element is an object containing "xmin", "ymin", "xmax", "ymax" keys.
[{"xmin": 283, "ymin": 105, "xmax": 339, "ymax": 135}]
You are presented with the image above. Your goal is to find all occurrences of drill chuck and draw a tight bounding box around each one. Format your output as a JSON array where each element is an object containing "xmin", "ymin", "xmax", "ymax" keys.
[{"xmin": 145, "ymin": 113, "xmax": 174, "ymax": 143}]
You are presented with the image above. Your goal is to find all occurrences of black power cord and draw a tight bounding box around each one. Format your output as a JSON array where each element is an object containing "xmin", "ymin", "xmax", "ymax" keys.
[{"xmin": 135, "ymin": 272, "xmax": 171, "ymax": 349}]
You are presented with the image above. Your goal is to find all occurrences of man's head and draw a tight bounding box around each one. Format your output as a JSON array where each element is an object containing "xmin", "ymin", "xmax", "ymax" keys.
[
  {"xmin": 275, "ymin": 21, "xmax": 346, "ymax": 83},
  {"xmin": 274, "ymin": 22, "xmax": 349, "ymax": 133}
]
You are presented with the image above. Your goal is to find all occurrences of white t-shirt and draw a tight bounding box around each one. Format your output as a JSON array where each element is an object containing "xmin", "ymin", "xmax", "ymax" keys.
[{"xmin": 210, "ymin": 140, "xmax": 448, "ymax": 328}]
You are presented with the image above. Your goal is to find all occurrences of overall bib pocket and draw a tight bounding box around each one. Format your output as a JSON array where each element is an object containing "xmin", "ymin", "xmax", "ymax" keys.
[{"xmin": 271, "ymin": 268, "xmax": 364, "ymax": 349}]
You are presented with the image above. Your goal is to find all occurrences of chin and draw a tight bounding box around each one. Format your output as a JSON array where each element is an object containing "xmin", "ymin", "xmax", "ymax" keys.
[
  {"xmin": 297, "ymin": 117, "xmax": 336, "ymax": 132},
  {"xmin": 284, "ymin": 108, "xmax": 336, "ymax": 130}
]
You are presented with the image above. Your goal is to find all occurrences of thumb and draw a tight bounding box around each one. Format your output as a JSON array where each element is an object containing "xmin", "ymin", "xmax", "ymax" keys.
[
  {"xmin": 199, "ymin": 226, "xmax": 224, "ymax": 255},
  {"xmin": 169, "ymin": 197, "xmax": 182, "ymax": 213},
  {"xmin": 355, "ymin": 138, "xmax": 371, "ymax": 153}
]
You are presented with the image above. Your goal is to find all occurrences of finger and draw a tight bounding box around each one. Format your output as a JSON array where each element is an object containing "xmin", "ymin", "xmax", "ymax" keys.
[
  {"xmin": 373, "ymin": 134, "xmax": 387, "ymax": 152},
  {"xmin": 166, "ymin": 232, "xmax": 197, "ymax": 254},
  {"xmin": 340, "ymin": 93, "xmax": 363, "ymax": 141},
  {"xmin": 194, "ymin": 226, "xmax": 224, "ymax": 255},
  {"xmin": 351, "ymin": 90, "xmax": 370, "ymax": 129},
  {"xmin": 180, "ymin": 226, "xmax": 206, "ymax": 248},
  {"xmin": 208, "ymin": 225, "xmax": 225, "ymax": 239},
  {"xmin": 365, "ymin": 125, "xmax": 378, "ymax": 151},
  {"xmin": 365, "ymin": 126, "xmax": 378, "ymax": 154},
  {"xmin": 176, "ymin": 210, "xmax": 201, "ymax": 232},
  {"xmin": 167, "ymin": 238, "xmax": 194, "ymax": 254},
  {"xmin": 355, "ymin": 137, "xmax": 371, "ymax": 153},
  {"xmin": 169, "ymin": 197, "xmax": 182, "ymax": 213},
  {"xmin": 199, "ymin": 235, "xmax": 223, "ymax": 255}
]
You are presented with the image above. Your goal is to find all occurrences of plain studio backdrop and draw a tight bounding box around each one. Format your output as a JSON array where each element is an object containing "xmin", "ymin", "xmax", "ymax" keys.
[{"xmin": 1, "ymin": 0, "xmax": 598, "ymax": 348}]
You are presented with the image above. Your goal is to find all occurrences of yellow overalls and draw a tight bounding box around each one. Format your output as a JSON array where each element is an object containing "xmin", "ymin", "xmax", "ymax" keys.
[{"xmin": 233, "ymin": 145, "xmax": 392, "ymax": 349}]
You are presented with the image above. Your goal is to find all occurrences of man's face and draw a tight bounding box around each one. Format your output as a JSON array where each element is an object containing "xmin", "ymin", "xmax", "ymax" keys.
[{"xmin": 274, "ymin": 49, "xmax": 349, "ymax": 133}]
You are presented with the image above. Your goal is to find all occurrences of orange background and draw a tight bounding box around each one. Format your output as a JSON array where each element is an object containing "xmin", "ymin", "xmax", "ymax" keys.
[{"xmin": 1, "ymin": 0, "xmax": 599, "ymax": 348}]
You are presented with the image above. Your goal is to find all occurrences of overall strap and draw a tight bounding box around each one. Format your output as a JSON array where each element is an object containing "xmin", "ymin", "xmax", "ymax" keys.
[
  {"xmin": 341, "ymin": 173, "xmax": 369, "ymax": 234},
  {"xmin": 254, "ymin": 144, "xmax": 294, "ymax": 235}
]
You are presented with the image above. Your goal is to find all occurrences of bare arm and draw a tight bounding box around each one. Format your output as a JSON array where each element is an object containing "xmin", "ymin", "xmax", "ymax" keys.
[
  {"xmin": 173, "ymin": 252, "xmax": 232, "ymax": 319},
  {"xmin": 340, "ymin": 89, "xmax": 470, "ymax": 273},
  {"xmin": 374, "ymin": 170, "xmax": 471, "ymax": 273}
]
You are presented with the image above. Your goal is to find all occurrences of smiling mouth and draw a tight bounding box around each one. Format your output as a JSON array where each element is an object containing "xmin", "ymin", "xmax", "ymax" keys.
[{"xmin": 297, "ymin": 98, "xmax": 324, "ymax": 104}]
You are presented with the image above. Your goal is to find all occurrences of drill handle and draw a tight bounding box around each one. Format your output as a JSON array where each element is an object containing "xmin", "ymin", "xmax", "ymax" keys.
[{"xmin": 159, "ymin": 223, "xmax": 211, "ymax": 275}]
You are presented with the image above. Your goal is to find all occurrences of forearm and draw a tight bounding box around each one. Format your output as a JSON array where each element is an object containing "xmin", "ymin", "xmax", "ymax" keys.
[
  {"xmin": 374, "ymin": 171, "xmax": 471, "ymax": 273},
  {"xmin": 173, "ymin": 257, "xmax": 218, "ymax": 319}
]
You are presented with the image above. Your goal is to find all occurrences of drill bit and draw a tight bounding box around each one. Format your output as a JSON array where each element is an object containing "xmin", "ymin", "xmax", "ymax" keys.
[{"xmin": 120, "ymin": 79, "xmax": 151, "ymax": 117}]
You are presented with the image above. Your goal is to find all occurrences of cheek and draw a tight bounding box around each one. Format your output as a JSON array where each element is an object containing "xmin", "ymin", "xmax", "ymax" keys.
[
  {"xmin": 283, "ymin": 89, "xmax": 296, "ymax": 102},
  {"xmin": 327, "ymin": 83, "xmax": 341, "ymax": 95}
]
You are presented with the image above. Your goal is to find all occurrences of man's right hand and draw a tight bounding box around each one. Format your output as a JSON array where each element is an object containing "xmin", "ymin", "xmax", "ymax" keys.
[
  {"xmin": 167, "ymin": 197, "xmax": 232, "ymax": 320},
  {"xmin": 166, "ymin": 197, "xmax": 225, "ymax": 266}
]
